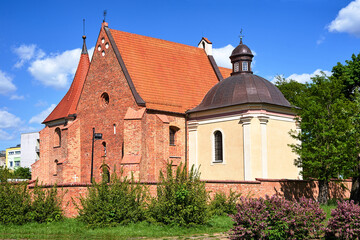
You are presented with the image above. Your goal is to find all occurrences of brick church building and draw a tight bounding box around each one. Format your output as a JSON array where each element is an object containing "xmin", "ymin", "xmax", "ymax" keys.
[{"xmin": 32, "ymin": 21, "xmax": 300, "ymax": 184}]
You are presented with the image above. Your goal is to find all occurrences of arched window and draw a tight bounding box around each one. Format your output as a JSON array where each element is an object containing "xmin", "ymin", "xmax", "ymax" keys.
[
  {"xmin": 214, "ymin": 131, "xmax": 223, "ymax": 162},
  {"xmin": 54, "ymin": 128, "xmax": 61, "ymax": 147}
]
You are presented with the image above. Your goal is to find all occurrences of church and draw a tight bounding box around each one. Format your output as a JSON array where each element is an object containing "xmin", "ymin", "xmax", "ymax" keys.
[{"xmin": 31, "ymin": 21, "xmax": 300, "ymax": 184}]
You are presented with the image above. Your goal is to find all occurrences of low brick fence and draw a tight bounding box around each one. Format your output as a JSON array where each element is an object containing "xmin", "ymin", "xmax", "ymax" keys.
[{"xmin": 28, "ymin": 179, "xmax": 352, "ymax": 218}]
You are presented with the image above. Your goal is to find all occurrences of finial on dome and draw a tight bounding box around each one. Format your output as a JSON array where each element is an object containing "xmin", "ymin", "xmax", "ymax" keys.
[{"xmin": 239, "ymin": 28, "xmax": 244, "ymax": 44}]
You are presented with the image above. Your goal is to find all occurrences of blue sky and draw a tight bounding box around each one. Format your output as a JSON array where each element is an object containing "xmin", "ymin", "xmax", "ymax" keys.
[{"xmin": 0, "ymin": 0, "xmax": 359, "ymax": 150}]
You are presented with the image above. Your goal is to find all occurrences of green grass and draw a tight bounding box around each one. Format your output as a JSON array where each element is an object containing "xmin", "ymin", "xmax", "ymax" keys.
[
  {"xmin": 0, "ymin": 215, "xmax": 234, "ymax": 240},
  {"xmin": 321, "ymin": 202, "xmax": 337, "ymax": 223}
]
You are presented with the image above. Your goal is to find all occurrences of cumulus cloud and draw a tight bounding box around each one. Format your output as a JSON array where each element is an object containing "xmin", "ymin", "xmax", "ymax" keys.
[
  {"xmin": 328, "ymin": 0, "xmax": 360, "ymax": 37},
  {"xmin": 29, "ymin": 104, "xmax": 56, "ymax": 124},
  {"xmin": 28, "ymin": 46, "xmax": 94, "ymax": 89},
  {"xmin": 213, "ymin": 44, "xmax": 234, "ymax": 68},
  {"xmin": 276, "ymin": 69, "xmax": 332, "ymax": 84},
  {"xmin": 0, "ymin": 70, "xmax": 16, "ymax": 95},
  {"xmin": 213, "ymin": 45, "xmax": 256, "ymax": 69},
  {"xmin": 28, "ymin": 49, "xmax": 82, "ymax": 89},
  {"xmin": 13, "ymin": 44, "xmax": 45, "ymax": 68},
  {"xmin": 0, "ymin": 110, "xmax": 22, "ymax": 129}
]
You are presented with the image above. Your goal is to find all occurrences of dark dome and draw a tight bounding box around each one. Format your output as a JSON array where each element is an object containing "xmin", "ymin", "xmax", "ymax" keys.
[
  {"xmin": 231, "ymin": 43, "xmax": 253, "ymax": 57},
  {"xmin": 188, "ymin": 73, "xmax": 291, "ymax": 113}
]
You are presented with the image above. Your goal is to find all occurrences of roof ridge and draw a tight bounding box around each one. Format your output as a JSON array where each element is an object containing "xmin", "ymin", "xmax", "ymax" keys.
[{"xmin": 109, "ymin": 28, "xmax": 203, "ymax": 51}]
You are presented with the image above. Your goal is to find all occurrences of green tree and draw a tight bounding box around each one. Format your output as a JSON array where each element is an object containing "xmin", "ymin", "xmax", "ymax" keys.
[
  {"xmin": 281, "ymin": 74, "xmax": 358, "ymax": 204},
  {"xmin": 275, "ymin": 76, "xmax": 307, "ymax": 108},
  {"xmin": 13, "ymin": 167, "xmax": 31, "ymax": 179},
  {"xmin": 332, "ymin": 53, "xmax": 360, "ymax": 203},
  {"xmin": 332, "ymin": 53, "xmax": 360, "ymax": 99}
]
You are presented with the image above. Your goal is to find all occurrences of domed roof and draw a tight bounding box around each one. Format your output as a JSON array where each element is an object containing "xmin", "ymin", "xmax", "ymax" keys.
[
  {"xmin": 188, "ymin": 73, "xmax": 291, "ymax": 113},
  {"xmin": 231, "ymin": 43, "xmax": 253, "ymax": 58}
]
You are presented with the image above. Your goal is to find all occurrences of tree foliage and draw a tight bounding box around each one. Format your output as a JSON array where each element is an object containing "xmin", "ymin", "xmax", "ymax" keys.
[{"xmin": 276, "ymin": 73, "xmax": 359, "ymax": 204}]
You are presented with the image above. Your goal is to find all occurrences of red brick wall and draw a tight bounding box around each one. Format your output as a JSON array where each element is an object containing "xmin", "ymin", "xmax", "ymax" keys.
[
  {"xmin": 32, "ymin": 119, "xmax": 81, "ymax": 185},
  {"xmin": 76, "ymin": 25, "xmax": 141, "ymax": 183},
  {"xmin": 36, "ymin": 179, "xmax": 351, "ymax": 218}
]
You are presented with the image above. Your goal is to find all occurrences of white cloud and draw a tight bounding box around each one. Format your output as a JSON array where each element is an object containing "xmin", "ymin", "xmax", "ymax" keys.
[
  {"xmin": 317, "ymin": 35, "xmax": 326, "ymax": 45},
  {"xmin": 281, "ymin": 69, "xmax": 332, "ymax": 84},
  {"xmin": 0, "ymin": 129, "xmax": 14, "ymax": 141},
  {"xmin": 28, "ymin": 49, "xmax": 81, "ymax": 89},
  {"xmin": 10, "ymin": 95, "xmax": 25, "ymax": 100},
  {"xmin": 35, "ymin": 100, "xmax": 48, "ymax": 107},
  {"xmin": 213, "ymin": 45, "xmax": 257, "ymax": 69},
  {"xmin": 29, "ymin": 104, "xmax": 56, "ymax": 124},
  {"xmin": 328, "ymin": 0, "xmax": 360, "ymax": 37},
  {"xmin": 0, "ymin": 70, "xmax": 16, "ymax": 95},
  {"xmin": 0, "ymin": 110, "xmax": 22, "ymax": 129},
  {"xmin": 13, "ymin": 44, "xmax": 45, "ymax": 68},
  {"xmin": 28, "ymin": 46, "xmax": 94, "ymax": 89},
  {"xmin": 213, "ymin": 44, "xmax": 234, "ymax": 68}
]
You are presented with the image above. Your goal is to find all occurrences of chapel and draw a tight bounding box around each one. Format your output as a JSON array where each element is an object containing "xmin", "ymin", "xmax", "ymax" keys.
[{"xmin": 31, "ymin": 21, "xmax": 300, "ymax": 184}]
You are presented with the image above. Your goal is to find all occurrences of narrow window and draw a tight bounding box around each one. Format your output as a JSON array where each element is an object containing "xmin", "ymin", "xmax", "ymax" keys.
[
  {"xmin": 54, "ymin": 128, "xmax": 61, "ymax": 147},
  {"xmin": 242, "ymin": 61, "xmax": 248, "ymax": 71},
  {"xmin": 214, "ymin": 131, "xmax": 223, "ymax": 162},
  {"xmin": 113, "ymin": 124, "xmax": 116, "ymax": 134},
  {"xmin": 169, "ymin": 127, "xmax": 176, "ymax": 146},
  {"xmin": 102, "ymin": 142, "xmax": 107, "ymax": 157},
  {"xmin": 54, "ymin": 160, "xmax": 58, "ymax": 176}
]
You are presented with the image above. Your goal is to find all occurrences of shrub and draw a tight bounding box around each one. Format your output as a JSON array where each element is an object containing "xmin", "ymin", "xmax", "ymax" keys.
[
  {"xmin": 0, "ymin": 182, "xmax": 31, "ymax": 224},
  {"xmin": 148, "ymin": 163, "xmax": 209, "ymax": 226},
  {"xmin": 230, "ymin": 195, "xmax": 326, "ymax": 239},
  {"xmin": 0, "ymin": 181, "xmax": 62, "ymax": 224},
  {"xmin": 28, "ymin": 182, "xmax": 63, "ymax": 223},
  {"xmin": 325, "ymin": 200, "xmax": 360, "ymax": 239},
  {"xmin": 76, "ymin": 171, "xmax": 147, "ymax": 227},
  {"xmin": 13, "ymin": 167, "xmax": 31, "ymax": 179},
  {"xmin": 209, "ymin": 190, "xmax": 240, "ymax": 216}
]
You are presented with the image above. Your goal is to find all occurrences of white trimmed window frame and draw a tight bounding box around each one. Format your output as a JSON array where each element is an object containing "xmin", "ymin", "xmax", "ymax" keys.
[{"xmin": 211, "ymin": 128, "xmax": 225, "ymax": 165}]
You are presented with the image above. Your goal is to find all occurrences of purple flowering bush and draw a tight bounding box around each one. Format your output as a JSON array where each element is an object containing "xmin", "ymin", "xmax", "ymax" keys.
[
  {"xmin": 230, "ymin": 195, "xmax": 326, "ymax": 240},
  {"xmin": 325, "ymin": 200, "xmax": 360, "ymax": 239}
]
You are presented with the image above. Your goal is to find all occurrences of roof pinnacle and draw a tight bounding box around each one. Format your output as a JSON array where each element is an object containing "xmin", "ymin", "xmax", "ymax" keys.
[{"xmin": 82, "ymin": 19, "xmax": 88, "ymax": 54}]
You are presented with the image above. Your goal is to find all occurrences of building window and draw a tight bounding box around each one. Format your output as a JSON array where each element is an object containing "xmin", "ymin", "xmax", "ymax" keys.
[
  {"xmin": 242, "ymin": 61, "xmax": 248, "ymax": 71},
  {"xmin": 169, "ymin": 127, "xmax": 179, "ymax": 146},
  {"xmin": 214, "ymin": 130, "xmax": 223, "ymax": 162},
  {"xmin": 102, "ymin": 141, "xmax": 107, "ymax": 157},
  {"xmin": 234, "ymin": 62, "xmax": 239, "ymax": 72},
  {"xmin": 101, "ymin": 92, "xmax": 110, "ymax": 106},
  {"xmin": 113, "ymin": 124, "xmax": 116, "ymax": 134},
  {"xmin": 15, "ymin": 151, "xmax": 21, "ymax": 154},
  {"xmin": 54, "ymin": 128, "xmax": 61, "ymax": 147},
  {"xmin": 15, "ymin": 161, "xmax": 20, "ymax": 167}
]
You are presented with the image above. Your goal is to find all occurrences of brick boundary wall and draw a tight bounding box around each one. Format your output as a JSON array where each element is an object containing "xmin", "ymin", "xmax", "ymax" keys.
[{"xmin": 28, "ymin": 179, "xmax": 352, "ymax": 218}]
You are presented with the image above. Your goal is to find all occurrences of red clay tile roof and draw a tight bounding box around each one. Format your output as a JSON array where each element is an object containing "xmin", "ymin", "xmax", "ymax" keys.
[
  {"xmin": 43, "ymin": 43, "xmax": 90, "ymax": 123},
  {"xmin": 218, "ymin": 67, "xmax": 232, "ymax": 79},
  {"xmin": 109, "ymin": 29, "xmax": 220, "ymax": 113}
]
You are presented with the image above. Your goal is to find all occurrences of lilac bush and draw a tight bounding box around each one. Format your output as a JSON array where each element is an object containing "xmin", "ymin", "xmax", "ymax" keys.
[
  {"xmin": 230, "ymin": 195, "xmax": 326, "ymax": 240},
  {"xmin": 326, "ymin": 200, "xmax": 360, "ymax": 239}
]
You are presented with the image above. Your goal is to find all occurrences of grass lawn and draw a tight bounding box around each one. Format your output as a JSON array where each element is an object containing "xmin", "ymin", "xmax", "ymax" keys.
[{"xmin": 0, "ymin": 215, "xmax": 234, "ymax": 240}]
